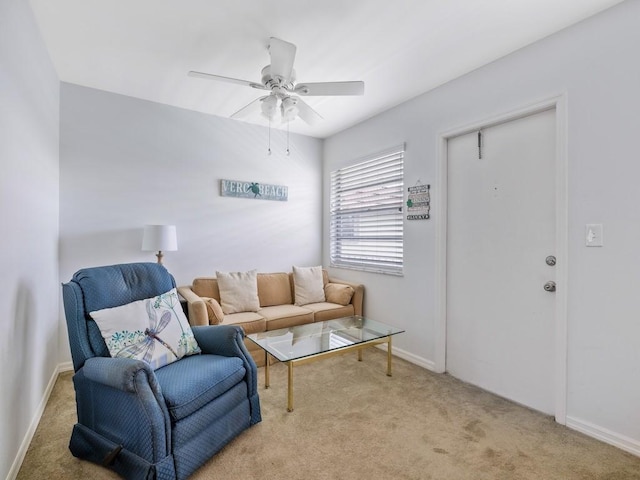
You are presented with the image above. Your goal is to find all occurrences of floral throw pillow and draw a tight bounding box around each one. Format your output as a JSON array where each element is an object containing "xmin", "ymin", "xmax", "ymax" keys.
[{"xmin": 90, "ymin": 288, "xmax": 201, "ymax": 370}]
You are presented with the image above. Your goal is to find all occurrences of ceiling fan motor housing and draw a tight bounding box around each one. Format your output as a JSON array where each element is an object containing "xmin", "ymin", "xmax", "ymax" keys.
[{"xmin": 261, "ymin": 65, "xmax": 296, "ymax": 91}]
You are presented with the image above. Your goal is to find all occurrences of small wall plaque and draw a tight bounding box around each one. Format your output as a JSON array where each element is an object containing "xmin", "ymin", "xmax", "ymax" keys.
[
  {"xmin": 406, "ymin": 183, "xmax": 430, "ymax": 220},
  {"xmin": 220, "ymin": 179, "xmax": 288, "ymax": 201}
]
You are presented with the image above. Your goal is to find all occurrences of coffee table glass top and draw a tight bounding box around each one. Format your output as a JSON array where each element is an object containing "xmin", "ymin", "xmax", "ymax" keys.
[{"xmin": 246, "ymin": 316, "xmax": 404, "ymax": 362}]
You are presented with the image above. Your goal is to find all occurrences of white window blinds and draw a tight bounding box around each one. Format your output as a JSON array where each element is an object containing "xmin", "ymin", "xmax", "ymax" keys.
[{"xmin": 330, "ymin": 145, "xmax": 404, "ymax": 275}]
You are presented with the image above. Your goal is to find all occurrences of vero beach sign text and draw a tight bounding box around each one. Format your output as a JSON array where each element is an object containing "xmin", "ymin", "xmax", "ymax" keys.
[{"xmin": 220, "ymin": 179, "xmax": 288, "ymax": 202}]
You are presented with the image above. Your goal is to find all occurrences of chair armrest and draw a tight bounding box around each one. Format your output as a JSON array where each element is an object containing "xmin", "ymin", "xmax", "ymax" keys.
[
  {"xmin": 83, "ymin": 357, "xmax": 161, "ymax": 395},
  {"xmin": 79, "ymin": 357, "xmax": 171, "ymax": 462},
  {"xmin": 177, "ymin": 285, "xmax": 209, "ymax": 326},
  {"xmin": 327, "ymin": 277, "xmax": 365, "ymax": 316},
  {"xmin": 192, "ymin": 325, "xmax": 247, "ymax": 357}
]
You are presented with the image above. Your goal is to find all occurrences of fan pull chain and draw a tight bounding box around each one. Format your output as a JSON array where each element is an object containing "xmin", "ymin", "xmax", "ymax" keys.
[
  {"xmin": 268, "ymin": 118, "xmax": 272, "ymax": 155},
  {"xmin": 286, "ymin": 122, "xmax": 290, "ymax": 156}
]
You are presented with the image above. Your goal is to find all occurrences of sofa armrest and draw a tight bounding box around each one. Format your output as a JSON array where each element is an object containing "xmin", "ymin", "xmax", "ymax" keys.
[
  {"xmin": 327, "ymin": 277, "xmax": 364, "ymax": 316},
  {"xmin": 177, "ymin": 285, "xmax": 209, "ymax": 326}
]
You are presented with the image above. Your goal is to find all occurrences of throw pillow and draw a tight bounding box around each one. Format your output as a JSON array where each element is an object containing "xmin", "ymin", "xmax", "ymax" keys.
[
  {"xmin": 203, "ymin": 297, "xmax": 225, "ymax": 325},
  {"xmin": 325, "ymin": 283, "xmax": 355, "ymax": 306},
  {"xmin": 293, "ymin": 265, "xmax": 326, "ymax": 306},
  {"xmin": 216, "ymin": 270, "xmax": 260, "ymax": 314},
  {"xmin": 90, "ymin": 288, "xmax": 201, "ymax": 370}
]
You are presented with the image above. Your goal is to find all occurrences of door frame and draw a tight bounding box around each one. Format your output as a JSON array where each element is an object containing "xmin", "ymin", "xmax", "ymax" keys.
[{"xmin": 434, "ymin": 94, "xmax": 568, "ymax": 424}]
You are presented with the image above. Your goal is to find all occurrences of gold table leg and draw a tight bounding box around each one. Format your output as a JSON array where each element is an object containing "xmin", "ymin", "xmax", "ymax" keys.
[
  {"xmin": 387, "ymin": 335, "xmax": 393, "ymax": 376},
  {"xmin": 287, "ymin": 361, "xmax": 294, "ymax": 412}
]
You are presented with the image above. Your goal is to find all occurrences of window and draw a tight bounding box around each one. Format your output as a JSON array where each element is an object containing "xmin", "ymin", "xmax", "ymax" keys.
[{"xmin": 330, "ymin": 145, "xmax": 404, "ymax": 275}]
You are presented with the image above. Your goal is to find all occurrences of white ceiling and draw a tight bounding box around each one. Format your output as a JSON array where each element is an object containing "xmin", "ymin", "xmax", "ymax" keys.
[{"xmin": 28, "ymin": 0, "xmax": 623, "ymax": 138}]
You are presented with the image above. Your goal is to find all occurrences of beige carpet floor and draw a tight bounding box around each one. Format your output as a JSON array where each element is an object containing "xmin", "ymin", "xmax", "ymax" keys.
[{"xmin": 17, "ymin": 349, "xmax": 640, "ymax": 479}]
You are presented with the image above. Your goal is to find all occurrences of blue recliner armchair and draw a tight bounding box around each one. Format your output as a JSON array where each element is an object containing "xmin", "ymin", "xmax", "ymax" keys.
[{"xmin": 62, "ymin": 262, "xmax": 261, "ymax": 479}]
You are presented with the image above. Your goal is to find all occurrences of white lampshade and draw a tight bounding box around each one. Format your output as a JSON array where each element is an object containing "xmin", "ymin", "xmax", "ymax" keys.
[{"xmin": 142, "ymin": 225, "xmax": 177, "ymax": 264}]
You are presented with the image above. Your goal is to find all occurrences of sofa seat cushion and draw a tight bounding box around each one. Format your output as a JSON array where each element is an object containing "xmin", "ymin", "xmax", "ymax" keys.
[
  {"xmin": 155, "ymin": 354, "xmax": 246, "ymax": 421},
  {"xmin": 260, "ymin": 305, "xmax": 314, "ymax": 330},
  {"xmin": 304, "ymin": 302, "xmax": 355, "ymax": 322},
  {"xmin": 222, "ymin": 312, "xmax": 266, "ymax": 335}
]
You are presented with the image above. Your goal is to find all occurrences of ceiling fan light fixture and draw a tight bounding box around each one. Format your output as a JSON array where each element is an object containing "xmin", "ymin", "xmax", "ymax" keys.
[
  {"xmin": 281, "ymin": 96, "xmax": 298, "ymax": 122},
  {"xmin": 261, "ymin": 95, "xmax": 278, "ymax": 119}
]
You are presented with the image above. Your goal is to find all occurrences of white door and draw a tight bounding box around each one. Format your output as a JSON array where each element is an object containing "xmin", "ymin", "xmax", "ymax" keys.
[{"xmin": 446, "ymin": 108, "xmax": 556, "ymax": 415}]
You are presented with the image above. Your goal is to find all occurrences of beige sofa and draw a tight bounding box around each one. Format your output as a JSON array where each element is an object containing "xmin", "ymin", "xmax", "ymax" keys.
[{"xmin": 178, "ymin": 270, "xmax": 364, "ymax": 365}]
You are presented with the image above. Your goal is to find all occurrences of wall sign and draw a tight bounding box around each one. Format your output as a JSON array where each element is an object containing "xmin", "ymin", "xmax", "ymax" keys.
[
  {"xmin": 406, "ymin": 183, "xmax": 430, "ymax": 220},
  {"xmin": 220, "ymin": 179, "xmax": 288, "ymax": 201}
]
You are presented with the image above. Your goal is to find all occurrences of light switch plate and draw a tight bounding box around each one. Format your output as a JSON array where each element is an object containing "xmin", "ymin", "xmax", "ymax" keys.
[{"xmin": 585, "ymin": 224, "xmax": 603, "ymax": 247}]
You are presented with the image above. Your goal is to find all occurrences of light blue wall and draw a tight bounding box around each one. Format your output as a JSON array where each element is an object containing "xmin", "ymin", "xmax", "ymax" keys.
[{"xmin": 0, "ymin": 0, "xmax": 60, "ymax": 478}]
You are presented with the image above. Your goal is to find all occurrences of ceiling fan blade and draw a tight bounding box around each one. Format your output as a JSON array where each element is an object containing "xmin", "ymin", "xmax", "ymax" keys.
[
  {"xmin": 294, "ymin": 97, "xmax": 323, "ymax": 126},
  {"xmin": 294, "ymin": 81, "xmax": 365, "ymax": 96},
  {"xmin": 188, "ymin": 71, "xmax": 266, "ymax": 90},
  {"xmin": 230, "ymin": 96, "xmax": 268, "ymax": 119},
  {"xmin": 268, "ymin": 37, "xmax": 296, "ymax": 82}
]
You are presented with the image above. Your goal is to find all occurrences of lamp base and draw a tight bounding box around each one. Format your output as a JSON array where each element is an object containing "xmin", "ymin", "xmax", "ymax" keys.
[{"xmin": 155, "ymin": 251, "xmax": 164, "ymax": 264}]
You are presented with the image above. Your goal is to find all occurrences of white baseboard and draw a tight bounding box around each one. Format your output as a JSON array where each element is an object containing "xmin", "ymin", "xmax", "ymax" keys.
[
  {"xmin": 375, "ymin": 343, "xmax": 437, "ymax": 372},
  {"xmin": 566, "ymin": 416, "xmax": 640, "ymax": 457},
  {"xmin": 6, "ymin": 363, "xmax": 71, "ymax": 480},
  {"xmin": 58, "ymin": 361, "xmax": 74, "ymax": 373}
]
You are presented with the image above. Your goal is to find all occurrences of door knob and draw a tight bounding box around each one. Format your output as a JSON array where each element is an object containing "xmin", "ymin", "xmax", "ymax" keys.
[{"xmin": 544, "ymin": 281, "xmax": 556, "ymax": 292}]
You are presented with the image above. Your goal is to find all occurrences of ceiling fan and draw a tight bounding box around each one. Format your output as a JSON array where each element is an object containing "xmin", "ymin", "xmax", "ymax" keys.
[{"xmin": 188, "ymin": 37, "xmax": 365, "ymax": 126}]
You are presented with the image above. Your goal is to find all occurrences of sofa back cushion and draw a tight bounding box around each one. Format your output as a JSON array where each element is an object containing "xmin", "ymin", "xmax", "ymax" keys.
[
  {"xmin": 257, "ymin": 273, "xmax": 293, "ymax": 306},
  {"xmin": 192, "ymin": 277, "xmax": 220, "ymax": 300}
]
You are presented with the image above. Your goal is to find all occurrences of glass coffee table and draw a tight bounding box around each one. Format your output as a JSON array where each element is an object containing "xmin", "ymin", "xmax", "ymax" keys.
[{"xmin": 246, "ymin": 316, "xmax": 405, "ymax": 412}]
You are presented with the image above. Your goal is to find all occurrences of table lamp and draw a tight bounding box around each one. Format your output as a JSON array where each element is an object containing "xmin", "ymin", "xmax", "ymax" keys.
[{"xmin": 142, "ymin": 225, "xmax": 177, "ymax": 264}]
